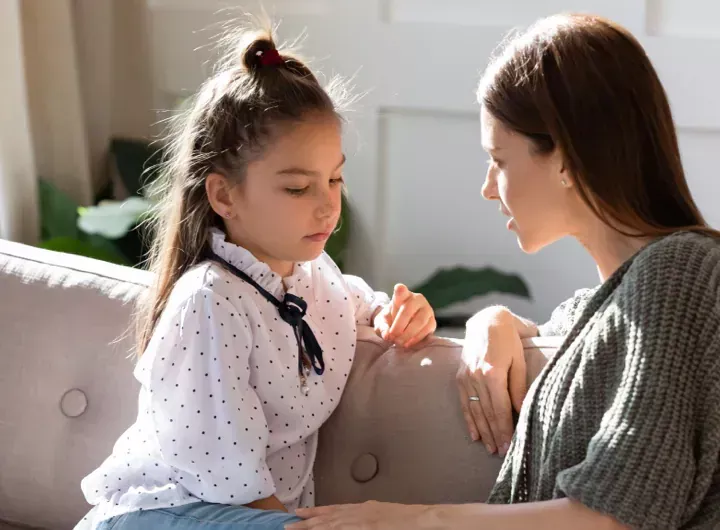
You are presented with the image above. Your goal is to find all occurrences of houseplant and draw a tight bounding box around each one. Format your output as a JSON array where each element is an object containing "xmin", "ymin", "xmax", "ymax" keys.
[{"xmin": 410, "ymin": 265, "xmax": 530, "ymax": 328}]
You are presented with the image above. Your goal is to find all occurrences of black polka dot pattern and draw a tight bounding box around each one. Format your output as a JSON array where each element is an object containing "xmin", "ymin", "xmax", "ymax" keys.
[{"xmin": 78, "ymin": 228, "xmax": 390, "ymax": 523}]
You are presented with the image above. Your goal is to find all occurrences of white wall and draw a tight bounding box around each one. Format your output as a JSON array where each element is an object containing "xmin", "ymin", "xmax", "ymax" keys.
[{"xmin": 143, "ymin": 0, "xmax": 720, "ymax": 324}]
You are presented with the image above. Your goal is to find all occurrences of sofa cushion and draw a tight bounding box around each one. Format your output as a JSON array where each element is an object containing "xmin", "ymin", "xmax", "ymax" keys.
[{"xmin": 0, "ymin": 240, "xmax": 150, "ymax": 530}]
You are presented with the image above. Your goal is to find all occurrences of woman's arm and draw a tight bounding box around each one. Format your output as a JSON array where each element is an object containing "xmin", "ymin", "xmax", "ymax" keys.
[
  {"xmin": 289, "ymin": 498, "xmax": 628, "ymax": 529},
  {"xmin": 433, "ymin": 499, "xmax": 627, "ymax": 530},
  {"xmin": 458, "ymin": 289, "xmax": 595, "ymax": 452},
  {"xmin": 458, "ymin": 306, "xmax": 534, "ymax": 452}
]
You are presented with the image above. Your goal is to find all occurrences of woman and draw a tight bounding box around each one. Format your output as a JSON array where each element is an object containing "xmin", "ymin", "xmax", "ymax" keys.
[{"xmin": 287, "ymin": 13, "xmax": 720, "ymax": 530}]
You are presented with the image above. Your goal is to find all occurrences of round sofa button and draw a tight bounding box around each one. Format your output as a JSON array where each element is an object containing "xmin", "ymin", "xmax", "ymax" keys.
[
  {"xmin": 351, "ymin": 453, "xmax": 379, "ymax": 483},
  {"xmin": 60, "ymin": 388, "xmax": 88, "ymax": 418}
]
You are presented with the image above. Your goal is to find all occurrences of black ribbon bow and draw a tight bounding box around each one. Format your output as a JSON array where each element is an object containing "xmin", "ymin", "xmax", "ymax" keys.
[{"xmin": 206, "ymin": 252, "xmax": 325, "ymax": 378}]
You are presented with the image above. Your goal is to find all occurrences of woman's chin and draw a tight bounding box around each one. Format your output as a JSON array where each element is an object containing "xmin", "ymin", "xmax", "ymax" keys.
[{"xmin": 513, "ymin": 225, "xmax": 541, "ymax": 254}]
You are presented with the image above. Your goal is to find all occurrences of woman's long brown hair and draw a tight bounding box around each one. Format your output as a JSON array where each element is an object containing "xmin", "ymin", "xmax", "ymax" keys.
[{"xmin": 478, "ymin": 13, "xmax": 718, "ymax": 239}]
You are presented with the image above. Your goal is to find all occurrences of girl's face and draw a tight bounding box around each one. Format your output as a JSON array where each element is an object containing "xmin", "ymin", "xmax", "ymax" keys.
[
  {"xmin": 208, "ymin": 112, "xmax": 344, "ymax": 276},
  {"xmin": 480, "ymin": 106, "xmax": 580, "ymax": 254}
]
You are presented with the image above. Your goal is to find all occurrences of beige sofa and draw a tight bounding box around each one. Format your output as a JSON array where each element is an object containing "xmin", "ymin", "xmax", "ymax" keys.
[{"xmin": 0, "ymin": 239, "xmax": 560, "ymax": 530}]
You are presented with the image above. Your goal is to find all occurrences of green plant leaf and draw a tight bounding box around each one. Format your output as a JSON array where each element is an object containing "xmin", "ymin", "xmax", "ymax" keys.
[
  {"xmin": 38, "ymin": 178, "xmax": 80, "ymax": 240},
  {"xmin": 110, "ymin": 138, "xmax": 163, "ymax": 197},
  {"xmin": 77, "ymin": 197, "xmax": 153, "ymax": 239},
  {"xmin": 39, "ymin": 236, "xmax": 131, "ymax": 266},
  {"xmin": 325, "ymin": 194, "xmax": 350, "ymax": 271},
  {"xmin": 412, "ymin": 266, "xmax": 531, "ymax": 312}
]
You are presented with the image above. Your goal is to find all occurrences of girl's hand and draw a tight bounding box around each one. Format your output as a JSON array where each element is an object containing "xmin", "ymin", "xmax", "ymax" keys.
[
  {"xmin": 457, "ymin": 307, "xmax": 527, "ymax": 455},
  {"xmin": 247, "ymin": 495, "xmax": 288, "ymax": 512},
  {"xmin": 373, "ymin": 284, "xmax": 436, "ymax": 348},
  {"xmin": 286, "ymin": 502, "xmax": 431, "ymax": 529}
]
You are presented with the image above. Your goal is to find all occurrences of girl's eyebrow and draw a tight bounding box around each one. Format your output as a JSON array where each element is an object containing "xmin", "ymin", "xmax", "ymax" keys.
[{"xmin": 276, "ymin": 154, "xmax": 346, "ymax": 177}]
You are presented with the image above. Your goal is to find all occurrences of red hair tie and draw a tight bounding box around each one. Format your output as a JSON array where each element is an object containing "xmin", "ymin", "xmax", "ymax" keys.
[{"xmin": 257, "ymin": 49, "xmax": 284, "ymax": 67}]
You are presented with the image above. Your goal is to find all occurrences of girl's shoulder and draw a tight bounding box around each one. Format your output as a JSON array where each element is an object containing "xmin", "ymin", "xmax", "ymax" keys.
[{"xmin": 164, "ymin": 261, "xmax": 248, "ymax": 313}]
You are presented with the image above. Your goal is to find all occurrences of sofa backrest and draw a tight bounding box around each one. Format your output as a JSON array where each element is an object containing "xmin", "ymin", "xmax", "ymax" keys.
[{"xmin": 0, "ymin": 239, "xmax": 561, "ymax": 530}]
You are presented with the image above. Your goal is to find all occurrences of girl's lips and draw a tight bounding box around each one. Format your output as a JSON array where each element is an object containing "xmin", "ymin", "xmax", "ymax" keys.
[{"xmin": 305, "ymin": 232, "xmax": 331, "ymax": 242}]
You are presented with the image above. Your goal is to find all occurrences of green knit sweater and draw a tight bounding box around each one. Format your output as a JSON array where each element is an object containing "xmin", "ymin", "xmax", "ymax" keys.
[{"xmin": 488, "ymin": 232, "xmax": 720, "ymax": 529}]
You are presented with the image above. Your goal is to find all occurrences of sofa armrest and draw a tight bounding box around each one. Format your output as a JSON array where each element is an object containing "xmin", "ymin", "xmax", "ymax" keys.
[{"xmin": 315, "ymin": 329, "xmax": 563, "ymax": 507}]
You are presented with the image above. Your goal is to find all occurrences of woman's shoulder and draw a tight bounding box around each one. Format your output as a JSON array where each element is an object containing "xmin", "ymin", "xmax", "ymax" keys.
[
  {"xmin": 609, "ymin": 231, "xmax": 720, "ymax": 348},
  {"xmin": 633, "ymin": 230, "xmax": 720, "ymax": 271},
  {"xmin": 626, "ymin": 231, "xmax": 720, "ymax": 293}
]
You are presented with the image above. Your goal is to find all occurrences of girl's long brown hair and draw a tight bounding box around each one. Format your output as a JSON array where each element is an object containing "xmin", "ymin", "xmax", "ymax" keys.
[
  {"xmin": 478, "ymin": 13, "xmax": 718, "ymax": 239},
  {"xmin": 135, "ymin": 19, "xmax": 351, "ymax": 356}
]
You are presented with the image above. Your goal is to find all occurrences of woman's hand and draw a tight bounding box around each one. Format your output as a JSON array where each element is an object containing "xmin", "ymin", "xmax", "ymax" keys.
[
  {"xmin": 286, "ymin": 502, "xmax": 432, "ymax": 529},
  {"xmin": 373, "ymin": 284, "xmax": 436, "ymax": 348},
  {"xmin": 457, "ymin": 307, "xmax": 529, "ymax": 455}
]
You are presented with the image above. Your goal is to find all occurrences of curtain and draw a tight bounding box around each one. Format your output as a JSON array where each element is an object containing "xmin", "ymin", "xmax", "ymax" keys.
[
  {"xmin": 0, "ymin": 0, "xmax": 38, "ymax": 243},
  {"xmin": 0, "ymin": 0, "xmax": 154, "ymax": 243}
]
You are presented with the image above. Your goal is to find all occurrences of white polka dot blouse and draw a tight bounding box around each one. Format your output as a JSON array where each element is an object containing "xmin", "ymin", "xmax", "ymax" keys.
[{"xmin": 79, "ymin": 228, "xmax": 390, "ymax": 528}]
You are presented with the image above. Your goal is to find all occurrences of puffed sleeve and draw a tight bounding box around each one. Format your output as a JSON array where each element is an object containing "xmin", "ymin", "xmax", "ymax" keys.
[
  {"xmin": 146, "ymin": 288, "xmax": 275, "ymax": 505},
  {"xmin": 342, "ymin": 274, "xmax": 390, "ymax": 326}
]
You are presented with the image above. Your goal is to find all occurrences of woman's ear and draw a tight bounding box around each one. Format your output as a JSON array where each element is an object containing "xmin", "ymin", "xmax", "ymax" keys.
[
  {"xmin": 554, "ymin": 150, "xmax": 573, "ymax": 189},
  {"xmin": 206, "ymin": 173, "xmax": 237, "ymax": 219}
]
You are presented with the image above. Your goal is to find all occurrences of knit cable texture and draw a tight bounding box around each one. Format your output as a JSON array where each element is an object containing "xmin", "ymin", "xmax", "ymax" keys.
[{"xmin": 489, "ymin": 232, "xmax": 720, "ymax": 530}]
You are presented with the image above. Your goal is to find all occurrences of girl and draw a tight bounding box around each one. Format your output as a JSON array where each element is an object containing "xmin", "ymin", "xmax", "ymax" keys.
[
  {"xmin": 289, "ymin": 13, "xmax": 720, "ymax": 530},
  {"xmin": 78, "ymin": 23, "xmax": 435, "ymax": 530}
]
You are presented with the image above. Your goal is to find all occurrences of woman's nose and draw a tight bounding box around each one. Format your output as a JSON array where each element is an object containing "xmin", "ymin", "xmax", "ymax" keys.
[{"xmin": 481, "ymin": 167, "xmax": 498, "ymax": 201}]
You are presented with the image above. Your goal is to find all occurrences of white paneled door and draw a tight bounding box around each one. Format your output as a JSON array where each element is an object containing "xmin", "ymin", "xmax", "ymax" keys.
[{"xmin": 146, "ymin": 0, "xmax": 720, "ymax": 322}]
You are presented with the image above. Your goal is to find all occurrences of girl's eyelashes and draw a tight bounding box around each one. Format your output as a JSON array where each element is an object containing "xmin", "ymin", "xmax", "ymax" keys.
[
  {"xmin": 285, "ymin": 187, "xmax": 309, "ymax": 196},
  {"xmin": 285, "ymin": 176, "xmax": 344, "ymax": 196}
]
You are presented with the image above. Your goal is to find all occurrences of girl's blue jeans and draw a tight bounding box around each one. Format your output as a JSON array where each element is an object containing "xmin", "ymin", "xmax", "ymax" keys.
[{"xmin": 96, "ymin": 502, "xmax": 302, "ymax": 530}]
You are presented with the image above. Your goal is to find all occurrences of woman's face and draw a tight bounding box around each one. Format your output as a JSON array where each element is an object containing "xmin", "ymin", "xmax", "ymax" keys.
[{"xmin": 480, "ymin": 106, "xmax": 579, "ymax": 253}]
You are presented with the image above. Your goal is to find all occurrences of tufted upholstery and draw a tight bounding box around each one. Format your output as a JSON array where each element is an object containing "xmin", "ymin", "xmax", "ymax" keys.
[{"xmin": 0, "ymin": 239, "xmax": 561, "ymax": 530}]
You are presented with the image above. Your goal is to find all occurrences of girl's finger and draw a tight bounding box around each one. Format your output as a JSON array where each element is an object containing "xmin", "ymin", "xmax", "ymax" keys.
[
  {"xmin": 395, "ymin": 310, "xmax": 432, "ymax": 347},
  {"xmin": 387, "ymin": 299, "xmax": 420, "ymax": 341},
  {"xmin": 403, "ymin": 316, "xmax": 436, "ymax": 348}
]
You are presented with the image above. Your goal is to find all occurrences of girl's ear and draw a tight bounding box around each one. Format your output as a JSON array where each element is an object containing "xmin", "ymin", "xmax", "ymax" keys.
[{"xmin": 206, "ymin": 173, "xmax": 238, "ymax": 219}]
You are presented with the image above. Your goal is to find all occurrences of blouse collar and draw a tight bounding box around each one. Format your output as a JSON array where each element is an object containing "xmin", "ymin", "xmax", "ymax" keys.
[{"xmin": 209, "ymin": 228, "xmax": 313, "ymax": 298}]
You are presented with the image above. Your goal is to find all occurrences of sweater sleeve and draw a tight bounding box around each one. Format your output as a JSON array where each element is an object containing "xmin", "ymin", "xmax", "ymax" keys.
[
  {"xmin": 537, "ymin": 287, "xmax": 596, "ymax": 337},
  {"xmin": 556, "ymin": 235, "xmax": 720, "ymax": 529},
  {"xmin": 147, "ymin": 288, "xmax": 275, "ymax": 505}
]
